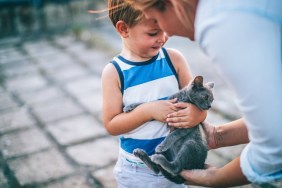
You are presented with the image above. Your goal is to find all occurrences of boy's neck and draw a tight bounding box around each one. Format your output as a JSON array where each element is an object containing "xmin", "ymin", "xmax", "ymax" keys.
[{"xmin": 120, "ymin": 46, "xmax": 157, "ymax": 62}]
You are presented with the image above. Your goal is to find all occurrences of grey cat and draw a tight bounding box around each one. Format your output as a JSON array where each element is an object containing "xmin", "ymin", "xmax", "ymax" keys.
[{"xmin": 123, "ymin": 76, "xmax": 214, "ymax": 184}]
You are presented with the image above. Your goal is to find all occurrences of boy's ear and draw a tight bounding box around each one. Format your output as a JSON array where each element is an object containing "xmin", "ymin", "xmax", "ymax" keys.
[{"xmin": 116, "ymin": 20, "xmax": 129, "ymax": 38}]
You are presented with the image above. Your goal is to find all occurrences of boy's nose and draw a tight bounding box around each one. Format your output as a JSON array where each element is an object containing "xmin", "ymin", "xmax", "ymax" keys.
[{"xmin": 158, "ymin": 33, "xmax": 168, "ymax": 43}]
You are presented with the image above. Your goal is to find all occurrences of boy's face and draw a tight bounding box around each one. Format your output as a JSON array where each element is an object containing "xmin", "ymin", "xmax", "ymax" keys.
[{"xmin": 126, "ymin": 18, "xmax": 168, "ymax": 58}]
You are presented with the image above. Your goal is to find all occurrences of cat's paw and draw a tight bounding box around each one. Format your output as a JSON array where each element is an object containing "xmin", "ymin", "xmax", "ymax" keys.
[
  {"xmin": 134, "ymin": 149, "xmax": 160, "ymax": 174},
  {"xmin": 123, "ymin": 103, "xmax": 140, "ymax": 112},
  {"xmin": 133, "ymin": 148, "xmax": 147, "ymax": 158},
  {"xmin": 155, "ymin": 145, "xmax": 164, "ymax": 153}
]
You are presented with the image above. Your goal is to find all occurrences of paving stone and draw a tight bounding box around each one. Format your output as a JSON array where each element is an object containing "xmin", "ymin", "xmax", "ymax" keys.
[
  {"xmin": 17, "ymin": 86, "xmax": 65, "ymax": 105},
  {"xmin": 43, "ymin": 175, "xmax": 92, "ymax": 188},
  {"xmin": 63, "ymin": 42, "xmax": 88, "ymax": 56},
  {"xmin": 213, "ymin": 144, "xmax": 246, "ymax": 161},
  {"xmin": 206, "ymin": 110, "xmax": 230, "ymax": 124},
  {"xmin": 66, "ymin": 137, "xmax": 118, "ymax": 167},
  {"xmin": 52, "ymin": 35, "xmax": 77, "ymax": 48},
  {"xmin": 0, "ymin": 169, "xmax": 9, "ymax": 188},
  {"xmin": 0, "ymin": 47, "xmax": 26, "ymax": 64},
  {"xmin": 92, "ymin": 164, "xmax": 117, "ymax": 188},
  {"xmin": 64, "ymin": 76, "xmax": 101, "ymax": 97},
  {"xmin": 0, "ymin": 59, "xmax": 38, "ymax": 78},
  {"xmin": 7, "ymin": 148, "xmax": 74, "ymax": 186},
  {"xmin": 47, "ymin": 114, "xmax": 106, "ymax": 146},
  {"xmin": 0, "ymin": 128, "xmax": 52, "ymax": 159},
  {"xmin": 46, "ymin": 64, "xmax": 88, "ymax": 83},
  {"xmin": 0, "ymin": 85, "xmax": 4, "ymax": 93},
  {"xmin": 35, "ymin": 53, "xmax": 77, "ymax": 71},
  {"xmin": 75, "ymin": 49, "xmax": 110, "ymax": 74},
  {"xmin": 0, "ymin": 92, "xmax": 18, "ymax": 111},
  {"xmin": 0, "ymin": 108, "xmax": 35, "ymax": 133},
  {"xmin": 5, "ymin": 73, "xmax": 49, "ymax": 92},
  {"xmin": 32, "ymin": 97, "xmax": 84, "ymax": 123},
  {"xmin": 23, "ymin": 40, "xmax": 58, "ymax": 57},
  {"xmin": 206, "ymin": 150, "xmax": 229, "ymax": 167},
  {"xmin": 77, "ymin": 92, "xmax": 101, "ymax": 114}
]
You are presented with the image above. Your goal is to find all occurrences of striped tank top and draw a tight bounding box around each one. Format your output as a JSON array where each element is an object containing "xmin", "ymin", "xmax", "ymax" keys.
[{"xmin": 112, "ymin": 48, "xmax": 180, "ymax": 161}]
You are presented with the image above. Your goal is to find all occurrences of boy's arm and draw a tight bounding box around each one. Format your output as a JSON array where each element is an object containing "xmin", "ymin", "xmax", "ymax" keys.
[
  {"xmin": 102, "ymin": 63, "xmax": 178, "ymax": 136},
  {"xmin": 166, "ymin": 48, "xmax": 207, "ymax": 127}
]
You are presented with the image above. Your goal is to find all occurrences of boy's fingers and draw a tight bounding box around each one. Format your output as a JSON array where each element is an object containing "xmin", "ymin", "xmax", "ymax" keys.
[
  {"xmin": 174, "ymin": 102, "xmax": 190, "ymax": 108},
  {"xmin": 168, "ymin": 98, "xmax": 178, "ymax": 103}
]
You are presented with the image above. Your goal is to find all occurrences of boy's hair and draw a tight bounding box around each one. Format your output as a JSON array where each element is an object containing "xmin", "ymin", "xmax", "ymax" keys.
[
  {"xmin": 108, "ymin": 0, "xmax": 144, "ymax": 27},
  {"xmin": 125, "ymin": 0, "xmax": 167, "ymax": 12}
]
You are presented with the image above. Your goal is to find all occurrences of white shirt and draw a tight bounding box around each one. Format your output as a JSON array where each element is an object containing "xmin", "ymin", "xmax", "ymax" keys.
[{"xmin": 196, "ymin": 0, "xmax": 282, "ymax": 183}]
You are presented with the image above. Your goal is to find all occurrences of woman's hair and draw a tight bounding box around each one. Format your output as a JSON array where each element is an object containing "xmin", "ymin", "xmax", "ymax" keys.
[
  {"xmin": 108, "ymin": 0, "xmax": 144, "ymax": 27},
  {"xmin": 125, "ymin": 0, "xmax": 167, "ymax": 11}
]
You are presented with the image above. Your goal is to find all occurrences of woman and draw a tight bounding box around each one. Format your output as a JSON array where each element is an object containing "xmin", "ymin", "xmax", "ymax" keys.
[{"xmin": 125, "ymin": 0, "xmax": 282, "ymax": 187}]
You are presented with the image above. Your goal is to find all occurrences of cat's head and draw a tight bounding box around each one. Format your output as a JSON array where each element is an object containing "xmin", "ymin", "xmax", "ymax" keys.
[{"xmin": 188, "ymin": 76, "xmax": 214, "ymax": 110}]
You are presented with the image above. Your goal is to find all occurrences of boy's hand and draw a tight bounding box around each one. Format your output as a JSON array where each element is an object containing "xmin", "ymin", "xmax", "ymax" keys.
[
  {"xmin": 166, "ymin": 102, "xmax": 207, "ymax": 128},
  {"xmin": 148, "ymin": 98, "xmax": 178, "ymax": 122}
]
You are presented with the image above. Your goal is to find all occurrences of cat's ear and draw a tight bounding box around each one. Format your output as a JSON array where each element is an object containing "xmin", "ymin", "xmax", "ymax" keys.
[
  {"xmin": 206, "ymin": 82, "xmax": 214, "ymax": 89},
  {"xmin": 192, "ymin": 76, "xmax": 203, "ymax": 88}
]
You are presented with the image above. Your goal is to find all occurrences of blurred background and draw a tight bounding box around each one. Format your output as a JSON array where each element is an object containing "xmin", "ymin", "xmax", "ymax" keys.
[{"xmin": 0, "ymin": 1, "xmax": 250, "ymax": 188}]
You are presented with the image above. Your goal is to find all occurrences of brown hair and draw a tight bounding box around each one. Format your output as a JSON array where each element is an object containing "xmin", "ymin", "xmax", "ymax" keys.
[
  {"xmin": 124, "ymin": 0, "xmax": 167, "ymax": 11},
  {"xmin": 108, "ymin": 0, "xmax": 144, "ymax": 27}
]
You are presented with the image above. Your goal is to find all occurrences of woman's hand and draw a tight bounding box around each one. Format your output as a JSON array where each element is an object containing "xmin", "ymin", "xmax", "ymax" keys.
[
  {"xmin": 166, "ymin": 102, "xmax": 207, "ymax": 128},
  {"xmin": 201, "ymin": 121, "xmax": 217, "ymax": 150},
  {"xmin": 180, "ymin": 164, "xmax": 218, "ymax": 187}
]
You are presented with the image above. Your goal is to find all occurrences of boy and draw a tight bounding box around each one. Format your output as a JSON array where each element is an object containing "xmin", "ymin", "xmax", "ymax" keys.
[{"xmin": 102, "ymin": 0, "xmax": 206, "ymax": 187}]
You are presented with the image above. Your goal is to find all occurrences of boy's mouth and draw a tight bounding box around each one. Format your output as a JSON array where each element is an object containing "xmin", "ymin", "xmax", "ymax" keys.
[{"xmin": 152, "ymin": 46, "xmax": 161, "ymax": 50}]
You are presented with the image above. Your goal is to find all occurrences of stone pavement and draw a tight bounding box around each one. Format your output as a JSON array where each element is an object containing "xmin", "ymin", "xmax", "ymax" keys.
[{"xmin": 0, "ymin": 28, "xmax": 251, "ymax": 187}]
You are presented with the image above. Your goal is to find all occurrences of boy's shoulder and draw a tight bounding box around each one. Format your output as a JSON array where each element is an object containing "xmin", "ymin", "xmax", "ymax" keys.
[
  {"xmin": 164, "ymin": 48, "xmax": 185, "ymax": 62},
  {"xmin": 164, "ymin": 47, "xmax": 182, "ymax": 56},
  {"xmin": 102, "ymin": 62, "xmax": 117, "ymax": 77}
]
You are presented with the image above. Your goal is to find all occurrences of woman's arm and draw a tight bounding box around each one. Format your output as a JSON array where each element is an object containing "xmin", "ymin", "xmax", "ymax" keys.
[
  {"xmin": 198, "ymin": 119, "xmax": 249, "ymax": 149},
  {"xmin": 102, "ymin": 63, "xmax": 178, "ymax": 136},
  {"xmin": 211, "ymin": 118, "xmax": 249, "ymax": 149},
  {"xmin": 181, "ymin": 156, "xmax": 250, "ymax": 187}
]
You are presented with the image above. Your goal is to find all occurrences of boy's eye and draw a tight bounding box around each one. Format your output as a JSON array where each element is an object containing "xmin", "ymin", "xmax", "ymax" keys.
[{"xmin": 148, "ymin": 32, "xmax": 158, "ymax": 36}]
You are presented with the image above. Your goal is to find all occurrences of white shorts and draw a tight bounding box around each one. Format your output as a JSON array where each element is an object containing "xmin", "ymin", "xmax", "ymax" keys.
[{"xmin": 113, "ymin": 154, "xmax": 187, "ymax": 188}]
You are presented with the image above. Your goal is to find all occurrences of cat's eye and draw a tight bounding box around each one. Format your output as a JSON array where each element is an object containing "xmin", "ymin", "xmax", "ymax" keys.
[{"xmin": 203, "ymin": 95, "xmax": 209, "ymax": 100}]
